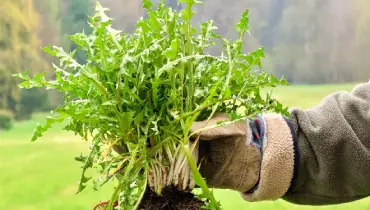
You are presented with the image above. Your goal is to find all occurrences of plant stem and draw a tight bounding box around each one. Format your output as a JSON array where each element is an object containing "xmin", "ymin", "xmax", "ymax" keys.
[
  {"xmin": 133, "ymin": 169, "xmax": 148, "ymax": 210},
  {"xmin": 183, "ymin": 145, "xmax": 221, "ymax": 210},
  {"xmin": 179, "ymin": 97, "xmax": 239, "ymax": 119},
  {"xmin": 185, "ymin": 1, "xmax": 194, "ymax": 112}
]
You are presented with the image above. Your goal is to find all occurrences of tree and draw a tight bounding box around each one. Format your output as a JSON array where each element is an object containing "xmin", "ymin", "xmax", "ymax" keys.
[
  {"xmin": 61, "ymin": 0, "xmax": 92, "ymax": 64},
  {"xmin": 0, "ymin": 0, "xmax": 48, "ymax": 116},
  {"xmin": 349, "ymin": 0, "xmax": 370, "ymax": 81},
  {"xmin": 33, "ymin": 0, "xmax": 65, "ymax": 110}
]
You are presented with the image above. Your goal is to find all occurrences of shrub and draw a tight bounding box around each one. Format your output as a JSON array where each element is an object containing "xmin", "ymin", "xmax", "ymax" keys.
[
  {"xmin": 0, "ymin": 110, "xmax": 13, "ymax": 130},
  {"xmin": 14, "ymin": 88, "xmax": 51, "ymax": 121}
]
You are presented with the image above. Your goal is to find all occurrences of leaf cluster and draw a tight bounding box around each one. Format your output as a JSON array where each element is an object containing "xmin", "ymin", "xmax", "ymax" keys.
[{"xmin": 14, "ymin": 0, "xmax": 288, "ymax": 209}]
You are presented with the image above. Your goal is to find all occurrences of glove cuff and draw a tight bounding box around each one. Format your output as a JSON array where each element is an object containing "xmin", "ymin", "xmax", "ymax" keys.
[{"xmin": 241, "ymin": 114, "xmax": 296, "ymax": 202}]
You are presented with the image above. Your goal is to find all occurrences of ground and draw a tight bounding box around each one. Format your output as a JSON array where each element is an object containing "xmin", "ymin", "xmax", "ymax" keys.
[{"xmin": 2, "ymin": 83, "xmax": 370, "ymax": 210}]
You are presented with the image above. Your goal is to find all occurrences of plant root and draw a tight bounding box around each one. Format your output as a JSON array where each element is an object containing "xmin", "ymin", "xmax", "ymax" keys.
[{"xmin": 138, "ymin": 186, "xmax": 204, "ymax": 210}]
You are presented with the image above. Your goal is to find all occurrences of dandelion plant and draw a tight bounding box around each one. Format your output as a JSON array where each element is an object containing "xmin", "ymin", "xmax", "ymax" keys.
[{"xmin": 15, "ymin": 0, "xmax": 288, "ymax": 209}]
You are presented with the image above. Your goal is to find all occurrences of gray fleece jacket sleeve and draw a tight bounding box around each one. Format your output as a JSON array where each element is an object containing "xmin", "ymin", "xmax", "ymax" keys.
[{"xmin": 282, "ymin": 81, "xmax": 370, "ymax": 205}]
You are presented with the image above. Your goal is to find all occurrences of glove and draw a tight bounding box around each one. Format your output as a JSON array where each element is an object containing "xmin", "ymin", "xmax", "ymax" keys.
[
  {"xmin": 190, "ymin": 113, "xmax": 296, "ymax": 202},
  {"xmin": 190, "ymin": 113, "xmax": 261, "ymax": 193}
]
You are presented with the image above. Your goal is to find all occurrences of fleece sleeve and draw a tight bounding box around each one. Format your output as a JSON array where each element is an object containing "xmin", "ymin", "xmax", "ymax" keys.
[
  {"xmin": 283, "ymin": 81, "xmax": 370, "ymax": 205},
  {"xmin": 241, "ymin": 81, "xmax": 370, "ymax": 205}
]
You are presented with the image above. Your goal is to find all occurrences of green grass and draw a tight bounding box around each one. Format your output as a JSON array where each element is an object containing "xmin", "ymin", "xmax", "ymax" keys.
[
  {"xmin": 264, "ymin": 83, "xmax": 356, "ymax": 109},
  {"xmin": 2, "ymin": 83, "xmax": 370, "ymax": 210}
]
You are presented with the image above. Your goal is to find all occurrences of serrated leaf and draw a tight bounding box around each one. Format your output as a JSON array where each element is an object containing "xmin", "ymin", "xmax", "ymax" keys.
[
  {"xmin": 42, "ymin": 45, "xmax": 57, "ymax": 57},
  {"xmin": 200, "ymin": 20, "xmax": 220, "ymax": 39},
  {"xmin": 95, "ymin": 1, "xmax": 112, "ymax": 23},
  {"xmin": 33, "ymin": 72, "xmax": 47, "ymax": 83},
  {"xmin": 235, "ymin": 9, "xmax": 250, "ymax": 37},
  {"xmin": 31, "ymin": 114, "xmax": 67, "ymax": 141},
  {"xmin": 68, "ymin": 33, "xmax": 89, "ymax": 48}
]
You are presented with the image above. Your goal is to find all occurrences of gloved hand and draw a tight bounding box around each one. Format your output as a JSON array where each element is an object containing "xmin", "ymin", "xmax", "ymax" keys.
[
  {"xmin": 190, "ymin": 113, "xmax": 296, "ymax": 202},
  {"xmin": 189, "ymin": 113, "xmax": 261, "ymax": 193}
]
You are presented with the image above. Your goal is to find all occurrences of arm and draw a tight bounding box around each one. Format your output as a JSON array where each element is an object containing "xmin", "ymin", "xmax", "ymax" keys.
[{"xmin": 282, "ymin": 81, "xmax": 370, "ymax": 205}]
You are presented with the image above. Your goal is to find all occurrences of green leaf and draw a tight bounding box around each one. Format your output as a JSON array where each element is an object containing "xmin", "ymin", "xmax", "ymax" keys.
[
  {"xmin": 149, "ymin": 12, "xmax": 161, "ymax": 30},
  {"xmin": 31, "ymin": 113, "xmax": 67, "ymax": 142},
  {"xmin": 95, "ymin": 1, "xmax": 112, "ymax": 24},
  {"xmin": 74, "ymin": 153, "xmax": 88, "ymax": 162},
  {"xmin": 255, "ymin": 47, "xmax": 265, "ymax": 57},
  {"xmin": 68, "ymin": 33, "xmax": 89, "ymax": 48},
  {"xmin": 142, "ymin": 0, "xmax": 154, "ymax": 10},
  {"xmin": 180, "ymin": 9, "xmax": 195, "ymax": 21},
  {"xmin": 200, "ymin": 20, "xmax": 220, "ymax": 40},
  {"xmin": 42, "ymin": 45, "xmax": 57, "ymax": 57},
  {"xmin": 102, "ymin": 100, "xmax": 117, "ymax": 106},
  {"xmin": 77, "ymin": 138, "xmax": 100, "ymax": 194},
  {"xmin": 235, "ymin": 9, "xmax": 250, "ymax": 38},
  {"xmin": 163, "ymin": 38, "xmax": 180, "ymax": 60},
  {"xmin": 183, "ymin": 145, "xmax": 221, "ymax": 210}
]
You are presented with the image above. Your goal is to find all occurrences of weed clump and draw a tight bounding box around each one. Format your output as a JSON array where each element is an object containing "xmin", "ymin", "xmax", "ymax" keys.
[{"xmin": 15, "ymin": 0, "xmax": 287, "ymax": 209}]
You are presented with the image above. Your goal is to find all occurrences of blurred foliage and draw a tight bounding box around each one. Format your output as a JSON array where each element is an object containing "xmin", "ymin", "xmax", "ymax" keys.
[
  {"xmin": 0, "ymin": 110, "xmax": 13, "ymax": 130},
  {"xmin": 61, "ymin": 0, "xmax": 92, "ymax": 64},
  {"xmin": 0, "ymin": 0, "xmax": 48, "ymax": 116},
  {"xmin": 15, "ymin": 89, "xmax": 51, "ymax": 121},
  {"xmin": 191, "ymin": 0, "xmax": 370, "ymax": 84}
]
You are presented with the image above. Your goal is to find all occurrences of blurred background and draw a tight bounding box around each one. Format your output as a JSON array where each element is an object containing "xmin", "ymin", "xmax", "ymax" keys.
[{"xmin": 1, "ymin": 0, "xmax": 370, "ymax": 209}]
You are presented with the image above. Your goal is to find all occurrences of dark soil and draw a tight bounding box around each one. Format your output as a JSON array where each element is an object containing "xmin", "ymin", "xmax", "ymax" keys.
[
  {"xmin": 138, "ymin": 186, "xmax": 205, "ymax": 210},
  {"xmin": 93, "ymin": 187, "xmax": 205, "ymax": 210}
]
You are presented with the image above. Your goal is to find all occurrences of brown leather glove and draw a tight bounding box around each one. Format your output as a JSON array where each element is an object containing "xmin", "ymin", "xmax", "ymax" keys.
[
  {"xmin": 190, "ymin": 113, "xmax": 296, "ymax": 202},
  {"xmin": 190, "ymin": 113, "xmax": 261, "ymax": 193}
]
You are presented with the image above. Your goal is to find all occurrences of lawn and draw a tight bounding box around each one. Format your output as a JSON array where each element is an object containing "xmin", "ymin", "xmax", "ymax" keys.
[{"xmin": 1, "ymin": 83, "xmax": 370, "ymax": 210}]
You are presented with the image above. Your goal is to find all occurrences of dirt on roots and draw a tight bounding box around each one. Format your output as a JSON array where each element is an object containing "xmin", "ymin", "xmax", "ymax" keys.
[
  {"xmin": 138, "ymin": 186, "xmax": 204, "ymax": 210},
  {"xmin": 93, "ymin": 187, "xmax": 205, "ymax": 210}
]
